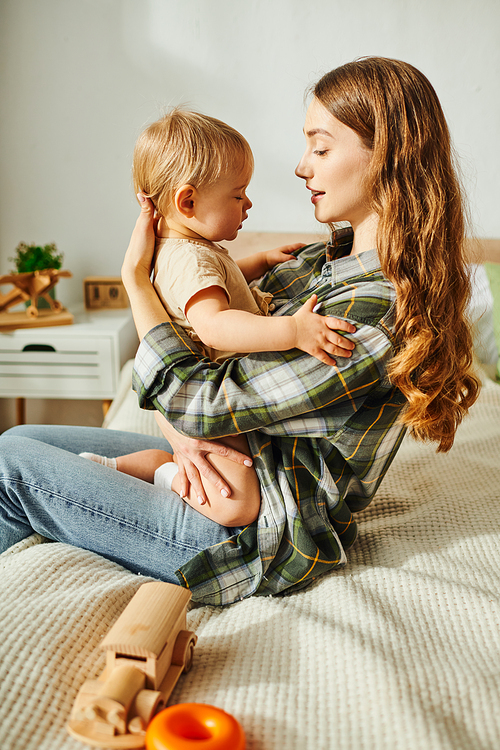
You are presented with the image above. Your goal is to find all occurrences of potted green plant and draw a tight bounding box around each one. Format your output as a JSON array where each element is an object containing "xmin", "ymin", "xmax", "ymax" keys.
[
  {"xmin": 8, "ymin": 242, "xmax": 64, "ymax": 309},
  {"xmin": 9, "ymin": 242, "xmax": 64, "ymax": 274}
]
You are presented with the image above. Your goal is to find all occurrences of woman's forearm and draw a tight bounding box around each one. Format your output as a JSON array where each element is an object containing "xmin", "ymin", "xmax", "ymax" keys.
[
  {"xmin": 133, "ymin": 315, "xmax": 390, "ymax": 443},
  {"xmin": 122, "ymin": 269, "xmax": 170, "ymax": 341}
]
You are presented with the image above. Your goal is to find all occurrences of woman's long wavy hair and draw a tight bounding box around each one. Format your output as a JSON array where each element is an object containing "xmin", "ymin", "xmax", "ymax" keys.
[{"xmin": 314, "ymin": 57, "xmax": 480, "ymax": 451}]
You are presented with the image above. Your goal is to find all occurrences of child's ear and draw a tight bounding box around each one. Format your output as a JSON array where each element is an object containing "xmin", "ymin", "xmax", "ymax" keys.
[{"xmin": 174, "ymin": 184, "xmax": 197, "ymax": 218}]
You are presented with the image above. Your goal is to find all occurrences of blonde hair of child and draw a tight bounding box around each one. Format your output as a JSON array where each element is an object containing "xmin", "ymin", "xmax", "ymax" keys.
[{"xmin": 133, "ymin": 108, "xmax": 254, "ymax": 218}]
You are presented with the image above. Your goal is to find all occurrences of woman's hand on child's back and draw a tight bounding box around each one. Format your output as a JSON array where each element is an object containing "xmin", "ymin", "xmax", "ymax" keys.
[
  {"xmin": 292, "ymin": 294, "xmax": 356, "ymax": 366},
  {"xmin": 122, "ymin": 194, "xmax": 159, "ymax": 283},
  {"xmin": 122, "ymin": 194, "xmax": 171, "ymax": 340}
]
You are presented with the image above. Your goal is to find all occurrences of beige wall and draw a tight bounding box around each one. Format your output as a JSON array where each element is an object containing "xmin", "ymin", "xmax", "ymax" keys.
[{"xmin": 1, "ymin": 0, "xmax": 499, "ymax": 309}]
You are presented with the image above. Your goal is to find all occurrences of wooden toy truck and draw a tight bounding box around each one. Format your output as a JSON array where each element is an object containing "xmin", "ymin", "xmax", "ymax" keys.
[{"xmin": 67, "ymin": 581, "xmax": 197, "ymax": 748}]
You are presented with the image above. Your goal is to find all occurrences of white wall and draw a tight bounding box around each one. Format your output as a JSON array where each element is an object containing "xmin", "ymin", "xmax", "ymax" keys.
[{"xmin": 0, "ymin": 0, "xmax": 499, "ymax": 308}]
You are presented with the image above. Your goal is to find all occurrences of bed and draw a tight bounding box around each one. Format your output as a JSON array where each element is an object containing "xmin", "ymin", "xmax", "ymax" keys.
[{"xmin": 1, "ymin": 233, "xmax": 500, "ymax": 750}]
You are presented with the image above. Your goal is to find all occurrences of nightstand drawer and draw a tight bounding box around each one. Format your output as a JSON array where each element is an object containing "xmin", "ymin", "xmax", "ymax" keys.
[
  {"xmin": 0, "ymin": 308, "xmax": 138, "ymax": 409},
  {"xmin": 0, "ymin": 336, "xmax": 116, "ymax": 397}
]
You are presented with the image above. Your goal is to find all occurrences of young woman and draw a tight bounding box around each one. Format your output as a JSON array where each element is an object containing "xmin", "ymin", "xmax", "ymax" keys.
[{"xmin": 0, "ymin": 57, "xmax": 479, "ymax": 606}]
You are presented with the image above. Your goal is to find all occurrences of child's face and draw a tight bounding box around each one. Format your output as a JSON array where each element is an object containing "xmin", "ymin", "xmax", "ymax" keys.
[{"xmin": 193, "ymin": 163, "xmax": 253, "ymax": 242}]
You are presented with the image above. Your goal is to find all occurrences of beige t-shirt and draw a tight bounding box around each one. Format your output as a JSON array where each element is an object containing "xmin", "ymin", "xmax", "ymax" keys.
[{"xmin": 153, "ymin": 237, "xmax": 273, "ymax": 362}]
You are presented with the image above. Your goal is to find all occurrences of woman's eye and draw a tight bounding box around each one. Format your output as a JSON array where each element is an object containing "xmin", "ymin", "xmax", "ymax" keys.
[{"xmin": 314, "ymin": 149, "xmax": 328, "ymax": 156}]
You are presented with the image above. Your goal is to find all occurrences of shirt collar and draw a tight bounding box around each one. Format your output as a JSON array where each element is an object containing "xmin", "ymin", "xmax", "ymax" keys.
[{"xmin": 325, "ymin": 226, "xmax": 381, "ymax": 284}]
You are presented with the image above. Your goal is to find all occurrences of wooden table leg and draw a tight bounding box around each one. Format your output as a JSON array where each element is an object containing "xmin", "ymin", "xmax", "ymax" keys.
[{"xmin": 15, "ymin": 397, "xmax": 26, "ymax": 425}]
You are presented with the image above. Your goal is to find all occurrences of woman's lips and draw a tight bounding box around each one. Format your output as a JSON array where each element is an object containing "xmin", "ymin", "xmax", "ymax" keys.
[{"xmin": 310, "ymin": 190, "xmax": 325, "ymax": 204}]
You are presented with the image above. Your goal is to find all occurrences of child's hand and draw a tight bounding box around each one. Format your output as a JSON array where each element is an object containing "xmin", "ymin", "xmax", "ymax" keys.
[
  {"xmin": 237, "ymin": 243, "xmax": 306, "ymax": 284},
  {"xmin": 265, "ymin": 242, "xmax": 306, "ymax": 270},
  {"xmin": 292, "ymin": 294, "xmax": 356, "ymax": 366}
]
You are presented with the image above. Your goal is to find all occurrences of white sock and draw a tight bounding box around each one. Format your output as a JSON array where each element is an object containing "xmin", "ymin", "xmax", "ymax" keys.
[
  {"xmin": 79, "ymin": 452, "xmax": 117, "ymax": 470},
  {"xmin": 154, "ymin": 461, "xmax": 179, "ymax": 490}
]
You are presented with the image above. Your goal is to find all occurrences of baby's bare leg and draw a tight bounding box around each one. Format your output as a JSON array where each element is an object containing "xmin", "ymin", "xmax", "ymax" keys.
[
  {"xmin": 82, "ymin": 439, "xmax": 260, "ymax": 526},
  {"xmin": 172, "ymin": 434, "xmax": 261, "ymax": 527},
  {"xmin": 116, "ymin": 449, "xmax": 174, "ymax": 483}
]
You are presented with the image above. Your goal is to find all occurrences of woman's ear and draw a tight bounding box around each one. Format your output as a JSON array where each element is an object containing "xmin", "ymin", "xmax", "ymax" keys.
[{"xmin": 174, "ymin": 184, "xmax": 197, "ymax": 218}]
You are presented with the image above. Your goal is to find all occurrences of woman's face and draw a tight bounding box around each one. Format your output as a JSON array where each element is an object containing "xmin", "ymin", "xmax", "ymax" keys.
[{"xmin": 295, "ymin": 97, "xmax": 374, "ymax": 232}]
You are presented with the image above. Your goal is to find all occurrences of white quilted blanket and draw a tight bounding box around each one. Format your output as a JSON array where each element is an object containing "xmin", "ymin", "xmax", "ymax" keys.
[{"xmin": 1, "ymin": 374, "xmax": 500, "ymax": 750}]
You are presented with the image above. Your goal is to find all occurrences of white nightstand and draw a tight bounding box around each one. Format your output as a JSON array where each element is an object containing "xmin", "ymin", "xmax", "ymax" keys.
[{"xmin": 0, "ymin": 307, "xmax": 138, "ymax": 423}]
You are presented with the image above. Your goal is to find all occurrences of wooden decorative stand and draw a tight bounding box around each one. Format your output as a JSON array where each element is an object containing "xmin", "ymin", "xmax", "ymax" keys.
[{"xmin": 0, "ymin": 308, "xmax": 74, "ymax": 331}]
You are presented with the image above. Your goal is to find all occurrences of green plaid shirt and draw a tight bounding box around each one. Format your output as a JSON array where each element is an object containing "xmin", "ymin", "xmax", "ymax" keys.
[{"xmin": 133, "ymin": 228, "xmax": 407, "ymax": 605}]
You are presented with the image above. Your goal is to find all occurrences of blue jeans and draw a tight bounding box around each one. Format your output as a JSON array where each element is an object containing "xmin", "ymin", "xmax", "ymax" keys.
[{"xmin": 0, "ymin": 425, "xmax": 239, "ymax": 584}]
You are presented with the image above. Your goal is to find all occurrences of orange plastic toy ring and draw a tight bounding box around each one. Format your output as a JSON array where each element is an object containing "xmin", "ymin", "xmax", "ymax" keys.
[{"xmin": 145, "ymin": 703, "xmax": 245, "ymax": 750}]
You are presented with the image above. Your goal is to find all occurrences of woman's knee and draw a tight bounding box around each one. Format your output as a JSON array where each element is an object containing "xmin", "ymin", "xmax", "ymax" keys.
[
  {"xmin": 1, "ymin": 424, "xmax": 65, "ymax": 443},
  {"xmin": 0, "ymin": 434, "xmax": 32, "ymax": 477},
  {"xmin": 2, "ymin": 424, "xmax": 33, "ymax": 438}
]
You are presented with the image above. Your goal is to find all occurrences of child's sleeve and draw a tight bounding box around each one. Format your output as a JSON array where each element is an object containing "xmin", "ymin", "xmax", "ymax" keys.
[{"xmin": 154, "ymin": 245, "xmax": 230, "ymax": 319}]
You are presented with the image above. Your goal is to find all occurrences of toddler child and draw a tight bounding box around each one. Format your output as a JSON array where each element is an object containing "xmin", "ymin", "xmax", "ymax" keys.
[{"xmin": 81, "ymin": 108, "xmax": 355, "ymax": 526}]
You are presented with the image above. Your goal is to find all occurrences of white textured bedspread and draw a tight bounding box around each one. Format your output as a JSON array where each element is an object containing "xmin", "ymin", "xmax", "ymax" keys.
[{"xmin": 1, "ymin": 376, "xmax": 500, "ymax": 750}]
